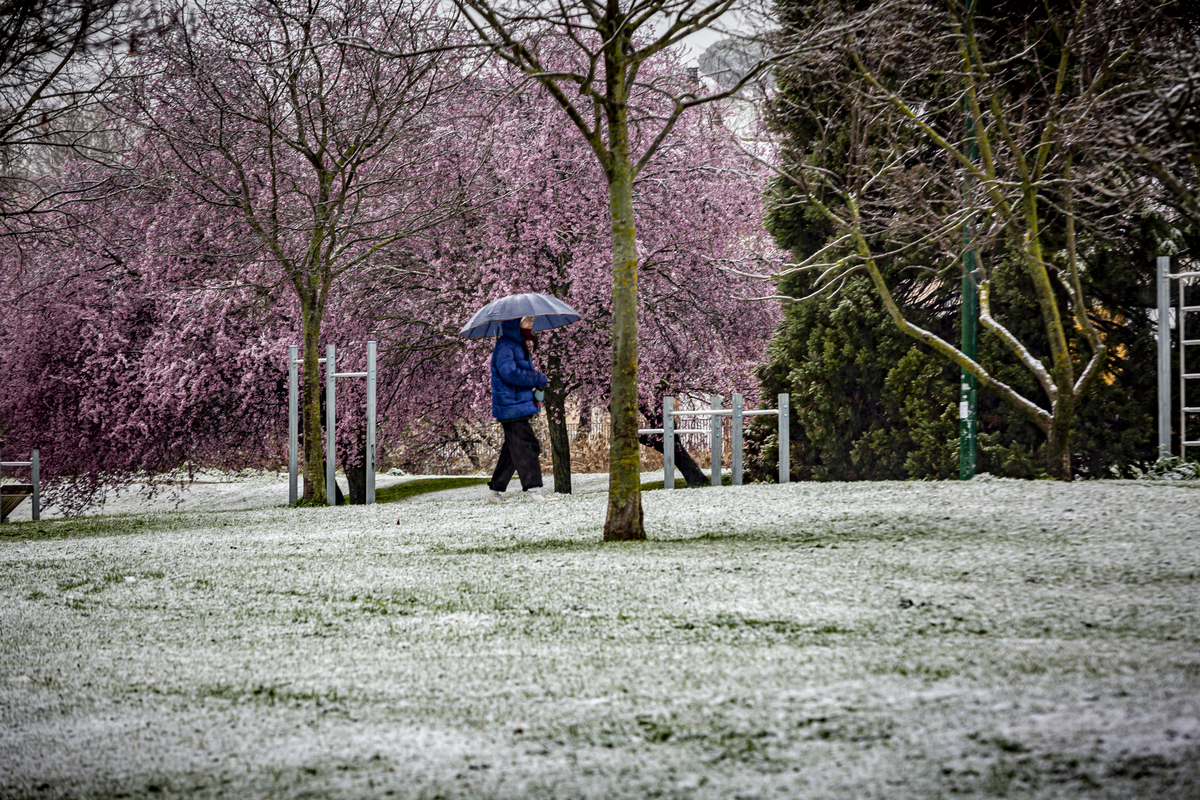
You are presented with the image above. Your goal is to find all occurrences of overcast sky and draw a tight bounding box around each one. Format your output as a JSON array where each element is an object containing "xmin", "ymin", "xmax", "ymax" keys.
[{"xmin": 661, "ymin": 5, "xmax": 765, "ymax": 66}]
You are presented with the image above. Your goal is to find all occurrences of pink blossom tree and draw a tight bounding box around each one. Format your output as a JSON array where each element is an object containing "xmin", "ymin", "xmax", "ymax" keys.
[
  {"xmin": 0, "ymin": 178, "xmax": 291, "ymax": 513},
  {"xmin": 451, "ymin": 2, "xmax": 773, "ymax": 539},
  {"xmin": 359, "ymin": 56, "xmax": 780, "ymax": 491},
  {"xmin": 114, "ymin": 0, "xmax": 481, "ymax": 502},
  {"xmin": 1, "ymin": 15, "xmax": 779, "ymax": 513}
]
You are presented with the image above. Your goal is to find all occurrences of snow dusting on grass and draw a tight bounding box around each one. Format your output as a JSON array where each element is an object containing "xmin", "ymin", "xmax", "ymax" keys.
[{"xmin": 2, "ymin": 477, "xmax": 1199, "ymax": 798}]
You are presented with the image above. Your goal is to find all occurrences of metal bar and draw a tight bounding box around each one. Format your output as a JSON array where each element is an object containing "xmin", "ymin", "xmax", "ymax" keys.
[
  {"xmin": 710, "ymin": 395, "xmax": 722, "ymax": 486},
  {"xmin": 1159, "ymin": 256, "xmax": 1172, "ymax": 459},
  {"xmin": 0, "ymin": 462, "xmax": 32, "ymax": 467},
  {"xmin": 778, "ymin": 393, "xmax": 790, "ymax": 484},
  {"xmin": 960, "ymin": 1, "xmax": 980, "ymax": 482},
  {"xmin": 1182, "ymin": 306, "xmax": 1200, "ymax": 311},
  {"xmin": 1184, "ymin": 340, "xmax": 1200, "ymax": 346},
  {"xmin": 30, "ymin": 449, "xmax": 38, "ymax": 521},
  {"xmin": 1183, "ymin": 407, "xmax": 1200, "ymax": 412},
  {"xmin": 638, "ymin": 429, "xmax": 665, "ymax": 435},
  {"xmin": 333, "ymin": 372, "xmax": 368, "ymax": 378},
  {"xmin": 740, "ymin": 410, "xmax": 780, "ymax": 417},
  {"xmin": 1185, "ymin": 374, "xmax": 1200, "ymax": 379},
  {"xmin": 732, "ymin": 393, "xmax": 743, "ymax": 486},
  {"xmin": 664, "ymin": 396, "xmax": 674, "ymax": 490},
  {"xmin": 366, "ymin": 341, "xmax": 376, "ymax": 505},
  {"xmin": 1167, "ymin": 272, "xmax": 1200, "ymax": 279},
  {"xmin": 1, "ymin": 449, "xmax": 5, "ymax": 524},
  {"xmin": 289, "ymin": 345, "xmax": 298, "ymax": 506},
  {"xmin": 326, "ymin": 344, "xmax": 336, "ymax": 507},
  {"xmin": 671, "ymin": 409, "xmax": 734, "ymax": 417}
]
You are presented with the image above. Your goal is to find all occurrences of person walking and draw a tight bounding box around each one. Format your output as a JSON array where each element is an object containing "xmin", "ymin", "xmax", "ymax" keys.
[{"xmin": 486, "ymin": 315, "xmax": 556, "ymax": 503}]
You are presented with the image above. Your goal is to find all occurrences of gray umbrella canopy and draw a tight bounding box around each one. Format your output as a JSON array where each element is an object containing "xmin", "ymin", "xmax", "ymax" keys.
[{"xmin": 459, "ymin": 292, "xmax": 581, "ymax": 338}]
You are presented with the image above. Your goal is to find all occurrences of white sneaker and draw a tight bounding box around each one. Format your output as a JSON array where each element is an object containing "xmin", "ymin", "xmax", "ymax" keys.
[
  {"xmin": 485, "ymin": 490, "xmax": 506, "ymax": 504},
  {"xmin": 526, "ymin": 489, "xmax": 559, "ymax": 502}
]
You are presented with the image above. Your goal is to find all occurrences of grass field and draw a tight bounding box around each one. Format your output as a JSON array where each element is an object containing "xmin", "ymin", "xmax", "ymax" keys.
[
  {"xmin": 1, "ymin": 477, "xmax": 1198, "ymax": 798},
  {"xmin": 375, "ymin": 476, "xmax": 490, "ymax": 504}
]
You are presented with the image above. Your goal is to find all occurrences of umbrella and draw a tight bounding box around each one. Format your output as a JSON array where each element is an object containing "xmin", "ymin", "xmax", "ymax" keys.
[{"xmin": 459, "ymin": 292, "xmax": 581, "ymax": 338}]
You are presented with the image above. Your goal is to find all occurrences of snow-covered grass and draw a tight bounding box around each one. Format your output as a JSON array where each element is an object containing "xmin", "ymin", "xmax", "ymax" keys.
[{"xmin": 2, "ymin": 476, "xmax": 1199, "ymax": 799}]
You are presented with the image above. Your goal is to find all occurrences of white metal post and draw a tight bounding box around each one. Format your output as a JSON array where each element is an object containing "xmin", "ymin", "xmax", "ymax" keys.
[
  {"xmin": 732, "ymin": 393, "xmax": 743, "ymax": 486},
  {"xmin": 663, "ymin": 396, "xmax": 675, "ymax": 490},
  {"xmin": 30, "ymin": 448, "xmax": 39, "ymax": 521},
  {"xmin": 366, "ymin": 340, "xmax": 376, "ymax": 505},
  {"xmin": 326, "ymin": 343, "xmax": 336, "ymax": 507},
  {"xmin": 710, "ymin": 395, "xmax": 722, "ymax": 486},
  {"xmin": 778, "ymin": 393, "xmax": 790, "ymax": 484},
  {"xmin": 1158, "ymin": 256, "xmax": 1172, "ymax": 458},
  {"xmin": 289, "ymin": 345, "xmax": 299, "ymax": 505}
]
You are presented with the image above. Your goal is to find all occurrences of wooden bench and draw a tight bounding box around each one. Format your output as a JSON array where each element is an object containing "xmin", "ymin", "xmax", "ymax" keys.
[{"xmin": 1, "ymin": 484, "xmax": 33, "ymax": 522}]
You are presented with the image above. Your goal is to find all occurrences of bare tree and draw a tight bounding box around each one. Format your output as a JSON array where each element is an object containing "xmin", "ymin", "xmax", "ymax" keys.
[
  {"xmin": 765, "ymin": 0, "xmax": 1163, "ymax": 479},
  {"xmin": 1, "ymin": 0, "xmax": 141, "ymax": 228},
  {"xmin": 1106, "ymin": 6, "xmax": 1199, "ymax": 225},
  {"xmin": 117, "ymin": 0, "xmax": 480, "ymax": 502},
  {"xmin": 451, "ymin": 0, "xmax": 775, "ymax": 540}
]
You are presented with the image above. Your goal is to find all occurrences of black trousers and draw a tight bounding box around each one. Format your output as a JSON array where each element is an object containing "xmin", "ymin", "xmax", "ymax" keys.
[{"xmin": 488, "ymin": 416, "xmax": 543, "ymax": 492}]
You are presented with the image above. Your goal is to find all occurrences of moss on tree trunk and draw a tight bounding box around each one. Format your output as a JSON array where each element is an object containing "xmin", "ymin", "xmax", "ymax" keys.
[
  {"xmin": 603, "ymin": 102, "xmax": 645, "ymax": 541},
  {"xmin": 301, "ymin": 301, "xmax": 326, "ymax": 503}
]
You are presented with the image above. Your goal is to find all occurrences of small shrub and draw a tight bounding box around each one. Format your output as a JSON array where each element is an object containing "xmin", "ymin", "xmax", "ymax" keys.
[{"xmin": 1134, "ymin": 456, "xmax": 1200, "ymax": 481}]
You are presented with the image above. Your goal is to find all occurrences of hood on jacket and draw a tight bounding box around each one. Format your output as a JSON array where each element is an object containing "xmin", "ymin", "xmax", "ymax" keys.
[{"xmin": 499, "ymin": 318, "xmax": 524, "ymax": 343}]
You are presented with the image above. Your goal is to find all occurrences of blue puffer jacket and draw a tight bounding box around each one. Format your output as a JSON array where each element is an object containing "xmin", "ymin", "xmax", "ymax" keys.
[{"xmin": 490, "ymin": 319, "xmax": 548, "ymax": 420}]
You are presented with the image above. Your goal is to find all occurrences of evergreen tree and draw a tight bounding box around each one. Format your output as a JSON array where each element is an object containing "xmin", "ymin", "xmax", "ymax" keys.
[{"xmin": 751, "ymin": 0, "xmax": 1191, "ymax": 481}]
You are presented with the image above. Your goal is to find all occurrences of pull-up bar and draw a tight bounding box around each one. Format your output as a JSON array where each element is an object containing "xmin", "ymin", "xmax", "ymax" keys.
[
  {"xmin": 639, "ymin": 394, "xmax": 790, "ymax": 488},
  {"xmin": 288, "ymin": 342, "xmax": 377, "ymax": 507}
]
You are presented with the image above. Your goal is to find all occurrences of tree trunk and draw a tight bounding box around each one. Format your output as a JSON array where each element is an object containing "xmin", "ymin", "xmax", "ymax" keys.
[
  {"xmin": 602, "ymin": 94, "xmax": 645, "ymax": 541},
  {"xmin": 544, "ymin": 356, "xmax": 572, "ymax": 494},
  {"xmin": 638, "ymin": 402, "xmax": 707, "ymax": 486},
  {"xmin": 315, "ymin": 377, "xmax": 346, "ymax": 504},
  {"xmin": 301, "ymin": 299, "xmax": 326, "ymax": 502},
  {"xmin": 1023, "ymin": 212, "xmax": 1077, "ymax": 483},
  {"xmin": 322, "ymin": 459, "xmax": 347, "ymax": 505},
  {"xmin": 637, "ymin": 432, "xmax": 708, "ymax": 486},
  {"xmin": 1046, "ymin": 396, "xmax": 1074, "ymax": 481},
  {"xmin": 343, "ymin": 429, "xmax": 366, "ymax": 504},
  {"xmin": 575, "ymin": 405, "xmax": 591, "ymax": 441}
]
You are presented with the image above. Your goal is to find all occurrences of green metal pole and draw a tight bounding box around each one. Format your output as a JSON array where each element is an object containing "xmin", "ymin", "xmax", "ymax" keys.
[
  {"xmin": 960, "ymin": 252, "xmax": 978, "ymax": 480},
  {"xmin": 960, "ymin": 0, "xmax": 979, "ymax": 480}
]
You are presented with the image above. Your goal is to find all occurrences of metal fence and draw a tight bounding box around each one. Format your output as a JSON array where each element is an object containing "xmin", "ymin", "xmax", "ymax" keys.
[{"xmin": 639, "ymin": 394, "xmax": 790, "ymax": 487}]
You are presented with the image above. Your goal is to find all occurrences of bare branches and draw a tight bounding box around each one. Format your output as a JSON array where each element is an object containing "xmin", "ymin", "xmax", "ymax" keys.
[
  {"xmin": 451, "ymin": 0, "xmax": 779, "ymax": 179},
  {"xmin": 0, "ymin": 0, "xmax": 147, "ymax": 225},
  {"xmin": 1101, "ymin": 8, "xmax": 1200, "ymax": 226},
  {"xmin": 768, "ymin": 0, "xmax": 1165, "ymax": 475}
]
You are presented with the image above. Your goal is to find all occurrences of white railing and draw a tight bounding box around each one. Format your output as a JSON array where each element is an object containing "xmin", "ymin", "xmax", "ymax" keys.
[
  {"xmin": 288, "ymin": 342, "xmax": 377, "ymax": 507},
  {"xmin": 639, "ymin": 394, "xmax": 790, "ymax": 488}
]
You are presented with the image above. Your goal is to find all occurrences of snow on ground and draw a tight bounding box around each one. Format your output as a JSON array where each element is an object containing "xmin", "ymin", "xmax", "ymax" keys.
[
  {"xmin": 1, "ymin": 476, "xmax": 1199, "ymax": 799},
  {"xmin": 0, "ymin": 469, "xmax": 614, "ymax": 521}
]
